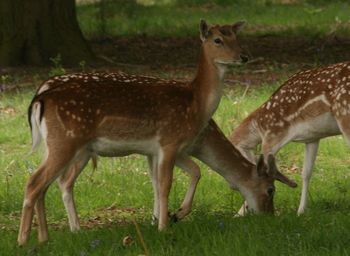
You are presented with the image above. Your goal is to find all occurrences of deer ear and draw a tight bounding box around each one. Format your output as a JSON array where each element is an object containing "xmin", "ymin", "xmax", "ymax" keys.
[
  {"xmin": 256, "ymin": 154, "xmax": 266, "ymax": 177},
  {"xmin": 232, "ymin": 21, "xmax": 245, "ymax": 33},
  {"xmin": 199, "ymin": 19, "xmax": 209, "ymax": 41},
  {"xmin": 267, "ymin": 154, "xmax": 278, "ymax": 176},
  {"xmin": 275, "ymin": 171, "xmax": 298, "ymax": 188},
  {"xmin": 267, "ymin": 154, "xmax": 298, "ymax": 188}
]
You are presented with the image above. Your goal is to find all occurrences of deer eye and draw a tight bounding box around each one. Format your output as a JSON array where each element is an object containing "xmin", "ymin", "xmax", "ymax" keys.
[
  {"xmin": 214, "ymin": 38, "xmax": 223, "ymax": 45},
  {"xmin": 267, "ymin": 187, "xmax": 275, "ymax": 197}
]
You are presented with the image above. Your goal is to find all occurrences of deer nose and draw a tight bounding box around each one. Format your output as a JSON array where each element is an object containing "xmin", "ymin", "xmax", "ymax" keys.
[{"xmin": 240, "ymin": 54, "xmax": 249, "ymax": 63}]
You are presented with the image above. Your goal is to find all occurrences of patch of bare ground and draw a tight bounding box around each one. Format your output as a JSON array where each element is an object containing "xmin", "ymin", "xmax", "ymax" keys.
[
  {"xmin": 93, "ymin": 33, "xmax": 350, "ymax": 67},
  {"xmin": 91, "ymin": 33, "xmax": 350, "ymax": 86},
  {"xmin": 0, "ymin": 206, "xmax": 146, "ymax": 231},
  {"xmin": 1, "ymin": 34, "xmax": 350, "ymax": 92}
]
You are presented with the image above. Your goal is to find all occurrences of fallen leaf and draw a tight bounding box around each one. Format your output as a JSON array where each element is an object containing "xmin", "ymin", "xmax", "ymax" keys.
[{"xmin": 123, "ymin": 235, "xmax": 134, "ymax": 247}]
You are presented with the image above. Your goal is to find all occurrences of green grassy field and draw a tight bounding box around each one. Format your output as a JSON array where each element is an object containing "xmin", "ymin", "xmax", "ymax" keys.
[
  {"xmin": 1, "ymin": 81, "xmax": 350, "ymax": 255},
  {"xmin": 1, "ymin": 0, "xmax": 350, "ymax": 254},
  {"xmin": 77, "ymin": 0, "xmax": 350, "ymax": 38}
]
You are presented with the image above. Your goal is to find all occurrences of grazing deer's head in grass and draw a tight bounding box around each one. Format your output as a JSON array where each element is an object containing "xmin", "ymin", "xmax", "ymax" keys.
[
  {"xmin": 190, "ymin": 120, "xmax": 297, "ymax": 216},
  {"xmin": 240, "ymin": 154, "xmax": 297, "ymax": 214}
]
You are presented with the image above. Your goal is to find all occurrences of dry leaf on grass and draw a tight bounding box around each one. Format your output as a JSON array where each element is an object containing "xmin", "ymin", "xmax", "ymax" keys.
[
  {"xmin": 122, "ymin": 235, "xmax": 134, "ymax": 247},
  {"xmin": 0, "ymin": 107, "xmax": 16, "ymax": 115}
]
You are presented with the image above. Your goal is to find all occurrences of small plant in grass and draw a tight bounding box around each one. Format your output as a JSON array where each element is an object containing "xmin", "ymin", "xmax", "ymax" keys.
[
  {"xmin": 79, "ymin": 60, "xmax": 87, "ymax": 72},
  {"xmin": 49, "ymin": 54, "xmax": 66, "ymax": 77},
  {"xmin": 1, "ymin": 74, "xmax": 10, "ymax": 83},
  {"xmin": 0, "ymin": 75, "xmax": 14, "ymax": 92}
]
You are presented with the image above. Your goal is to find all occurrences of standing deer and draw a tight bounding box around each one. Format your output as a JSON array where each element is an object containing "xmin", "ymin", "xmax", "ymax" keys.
[
  {"xmin": 33, "ymin": 114, "xmax": 297, "ymax": 232},
  {"xmin": 230, "ymin": 61, "xmax": 350, "ymax": 215},
  {"xmin": 18, "ymin": 20, "xmax": 248, "ymax": 245}
]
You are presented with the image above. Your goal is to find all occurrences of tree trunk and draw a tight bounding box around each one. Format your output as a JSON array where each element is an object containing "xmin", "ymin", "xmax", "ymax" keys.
[{"xmin": 0, "ymin": 0, "xmax": 94, "ymax": 66}]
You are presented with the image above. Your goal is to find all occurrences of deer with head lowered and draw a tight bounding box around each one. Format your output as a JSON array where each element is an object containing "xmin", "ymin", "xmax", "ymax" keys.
[
  {"xmin": 18, "ymin": 19, "xmax": 249, "ymax": 245},
  {"xmin": 230, "ymin": 61, "xmax": 350, "ymax": 215}
]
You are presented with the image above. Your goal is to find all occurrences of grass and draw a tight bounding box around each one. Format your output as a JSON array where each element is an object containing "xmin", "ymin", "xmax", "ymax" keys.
[
  {"xmin": 1, "ymin": 77, "xmax": 350, "ymax": 255},
  {"xmin": 76, "ymin": 1, "xmax": 350, "ymax": 38}
]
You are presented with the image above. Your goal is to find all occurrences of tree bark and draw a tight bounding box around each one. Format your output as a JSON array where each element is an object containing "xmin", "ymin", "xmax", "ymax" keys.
[{"xmin": 0, "ymin": 0, "xmax": 94, "ymax": 66}]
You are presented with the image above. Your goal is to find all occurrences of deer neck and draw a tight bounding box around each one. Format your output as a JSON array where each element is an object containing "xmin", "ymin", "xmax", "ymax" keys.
[
  {"xmin": 191, "ymin": 129, "xmax": 258, "ymax": 209},
  {"xmin": 192, "ymin": 48, "xmax": 226, "ymax": 124},
  {"xmin": 191, "ymin": 122, "xmax": 254, "ymax": 190}
]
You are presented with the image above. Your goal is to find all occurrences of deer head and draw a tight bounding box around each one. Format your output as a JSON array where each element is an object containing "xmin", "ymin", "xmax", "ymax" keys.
[{"xmin": 199, "ymin": 20, "xmax": 247, "ymax": 67}]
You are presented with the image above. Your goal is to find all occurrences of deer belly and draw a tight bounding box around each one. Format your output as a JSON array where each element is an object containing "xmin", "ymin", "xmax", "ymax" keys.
[
  {"xmin": 90, "ymin": 137, "xmax": 159, "ymax": 157},
  {"xmin": 291, "ymin": 113, "xmax": 341, "ymax": 142}
]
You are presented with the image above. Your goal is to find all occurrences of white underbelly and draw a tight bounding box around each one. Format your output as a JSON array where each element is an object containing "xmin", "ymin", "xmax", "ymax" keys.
[
  {"xmin": 291, "ymin": 113, "xmax": 341, "ymax": 142},
  {"xmin": 90, "ymin": 137, "xmax": 160, "ymax": 157}
]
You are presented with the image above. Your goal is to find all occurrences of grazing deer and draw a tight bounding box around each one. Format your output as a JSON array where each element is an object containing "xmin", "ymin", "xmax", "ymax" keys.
[
  {"xmin": 165, "ymin": 120, "xmax": 297, "ymax": 221},
  {"xmin": 18, "ymin": 20, "xmax": 248, "ymax": 245},
  {"xmin": 230, "ymin": 61, "xmax": 350, "ymax": 215}
]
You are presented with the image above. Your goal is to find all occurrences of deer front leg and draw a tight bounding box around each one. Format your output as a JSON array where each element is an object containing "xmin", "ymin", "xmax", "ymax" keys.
[
  {"xmin": 157, "ymin": 148, "xmax": 176, "ymax": 231},
  {"xmin": 297, "ymin": 141, "xmax": 319, "ymax": 215},
  {"xmin": 235, "ymin": 201, "xmax": 249, "ymax": 217},
  {"xmin": 172, "ymin": 155, "xmax": 201, "ymax": 222},
  {"xmin": 147, "ymin": 155, "xmax": 159, "ymax": 225}
]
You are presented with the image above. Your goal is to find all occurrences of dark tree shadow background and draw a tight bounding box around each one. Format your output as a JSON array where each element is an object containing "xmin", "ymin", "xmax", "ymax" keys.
[{"xmin": 1, "ymin": 0, "xmax": 350, "ymax": 89}]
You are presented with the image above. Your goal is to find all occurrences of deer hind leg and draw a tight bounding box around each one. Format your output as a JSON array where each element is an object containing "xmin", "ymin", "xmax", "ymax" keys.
[
  {"xmin": 235, "ymin": 201, "xmax": 249, "ymax": 217},
  {"xmin": 33, "ymin": 187, "xmax": 49, "ymax": 243},
  {"xmin": 171, "ymin": 155, "xmax": 201, "ymax": 222},
  {"xmin": 147, "ymin": 155, "xmax": 159, "ymax": 225},
  {"xmin": 57, "ymin": 153, "xmax": 91, "ymax": 232},
  {"xmin": 335, "ymin": 115, "xmax": 350, "ymax": 147},
  {"xmin": 157, "ymin": 147, "xmax": 177, "ymax": 231},
  {"xmin": 18, "ymin": 148, "xmax": 76, "ymax": 246},
  {"xmin": 297, "ymin": 141, "xmax": 319, "ymax": 215}
]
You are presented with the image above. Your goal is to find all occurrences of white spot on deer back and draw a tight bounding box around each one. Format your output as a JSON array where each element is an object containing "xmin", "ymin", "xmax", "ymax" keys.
[
  {"xmin": 37, "ymin": 84, "xmax": 51, "ymax": 94},
  {"xmin": 66, "ymin": 130, "xmax": 75, "ymax": 138},
  {"xmin": 266, "ymin": 102, "xmax": 271, "ymax": 110}
]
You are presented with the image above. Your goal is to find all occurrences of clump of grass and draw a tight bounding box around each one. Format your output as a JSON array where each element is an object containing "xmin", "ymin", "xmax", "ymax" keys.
[{"xmin": 49, "ymin": 54, "xmax": 66, "ymax": 77}]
